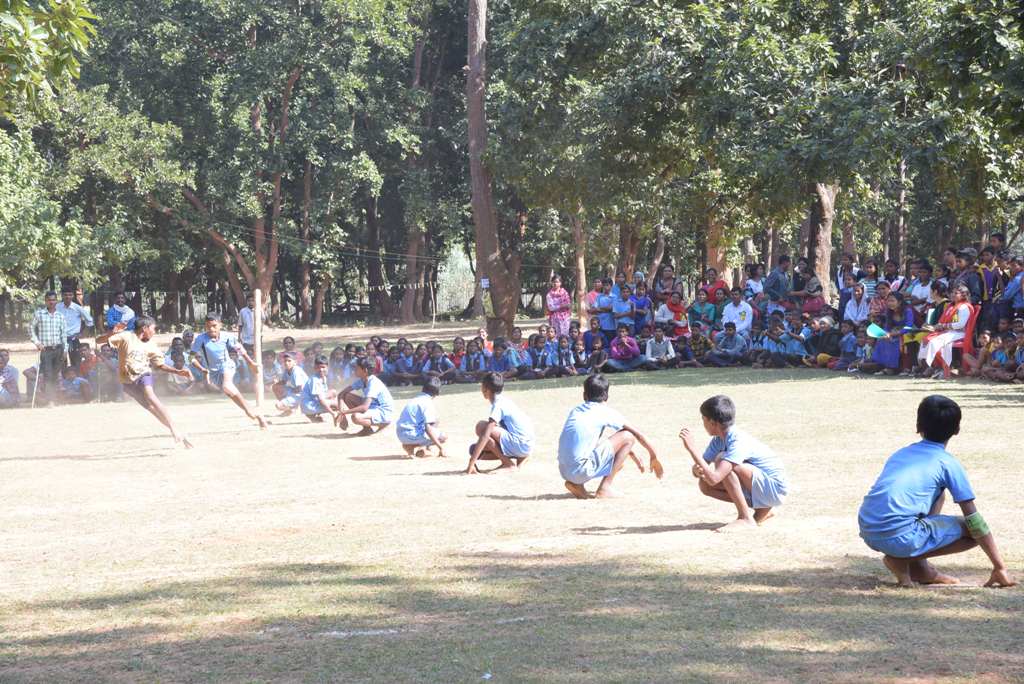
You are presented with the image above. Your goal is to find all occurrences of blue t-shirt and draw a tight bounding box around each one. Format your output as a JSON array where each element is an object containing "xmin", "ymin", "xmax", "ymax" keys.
[
  {"xmin": 596, "ymin": 294, "xmax": 616, "ymax": 331},
  {"xmin": 281, "ymin": 365, "xmax": 309, "ymax": 396},
  {"xmin": 396, "ymin": 393, "xmax": 438, "ymax": 443},
  {"xmin": 489, "ymin": 396, "xmax": 535, "ymax": 450},
  {"xmin": 421, "ymin": 356, "xmax": 454, "ymax": 374},
  {"xmin": 300, "ymin": 375, "xmax": 330, "ymax": 414},
  {"xmin": 488, "ymin": 353, "xmax": 516, "ymax": 373},
  {"xmin": 839, "ymin": 331, "xmax": 857, "ymax": 356},
  {"xmin": 352, "ymin": 375, "xmax": 394, "ymax": 422},
  {"xmin": 631, "ymin": 294, "xmax": 652, "ymax": 330},
  {"xmin": 460, "ymin": 352, "xmax": 487, "ymax": 372},
  {"xmin": 61, "ymin": 377, "xmax": 89, "ymax": 397},
  {"xmin": 858, "ymin": 440, "xmax": 975, "ymax": 540},
  {"xmin": 612, "ymin": 298, "xmax": 634, "ymax": 330},
  {"xmin": 702, "ymin": 427, "xmax": 788, "ymax": 489},
  {"xmin": 583, "ymin": 330, "xmax": 606, "ymax": 354},
  {"xmin": 191, "ymin": 332, "xmax": 241, "ymax": 371},
  {"xmin": 557, "ymin": 401, "xmax": 626, "ymax": 470}
]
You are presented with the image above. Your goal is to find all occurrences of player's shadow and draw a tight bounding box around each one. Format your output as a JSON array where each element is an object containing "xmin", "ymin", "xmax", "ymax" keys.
[
  {"xmin": 573, "ymin": 523, "xmax": 723, "ymax": 535},
  {"xmin": 466, "ymin": 493, "xmax": 577, "ymax": 501},
  {"xmin": 0, "ymin": 452, "xmax": 170, "ymax": 463},
  {"xmin": 349, "ymin": 454, "xmax": 410, "ymax": 461}
]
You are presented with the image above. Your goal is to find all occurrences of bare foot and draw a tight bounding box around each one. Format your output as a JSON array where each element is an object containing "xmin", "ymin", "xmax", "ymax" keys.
[
  {"xmin": 883, "ymin": 556, "xmax": 915, "ymax": 587},
  {"xmin": 911, "ymin": 560, "xmax": 960, "ymax": 585},
  {"xmin": 754, "ymin": 508, "xmax": 775, "ymax": 525},
  {"xmin": 629, "ymin": 451, "xmax": 645, "ymax": 473},
  {"xmin": 356, "ymin": 426, "xmax": 374, "ymax": 436},
  {"xmin": 715, "ymin": 518, "xmax": 758, "ymax": 533},
  {"xmin": 336, "ymin": 413, "xmax": 349, "ymax": 430},
  {"xmin": 650, "ymin": 456, "xmax": 665, "ymax": 480},
  {"xmin": 594, "ymin": 485, "xmax": 624, "ymax": 499},
  {"xmin": 256, "ymin": 416, "xmax": 269, "ymax": 429},
  {"xmin": 564, "ymin": 481, "xmax": 590, "ymax": 500},
  {"xmin": 413, "ymin": 448, "xmax": 426, "ymax": 459}
]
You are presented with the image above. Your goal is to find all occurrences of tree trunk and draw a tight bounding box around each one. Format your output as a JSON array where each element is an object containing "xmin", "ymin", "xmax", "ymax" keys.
[
  {"xmin": 616, "ymin": 223, "xmax": 642, "ymax": 276},
  {"xmin": 648, "ymin": 221, "xmax": 665, "ymax": 287},
  {"xmin": 299, "ymin": 158, "xmax": 313, "ymax": 326},
  {"xmin": 705, "ymin": 213, "xmax": 727, "ymax": 274},
  {"xmin": 365, "ymin": 196, "xmax": 395, "ymax": 319},
  {"xmin": 841, "ymin": 222, "xmax": 856, "ymax": 259},
  {"xmin": 400, "ymin": 227, "xmax": 424, "ymax": 324},
  {"xmin": 311, "ymin": 276, "xmax": 330, "ymax": 328},
  {"xmin": 570, "ymin": 208, "xmax": 588, "ymax": 327},
  {"xmin": 770, "ymin": 219, "xmax": 781, "ymax": 267},
  {"xmin": 467, "ymin": 0, "xmax": 520, "ymax": 335},
  {"xmin": 798, "ymin": 216, "xmax": 811, "ymax": 259},
  {"xmin": 809, "ymin": 182, "xmax": 839, "ymax": 299},
  {"xmin": 894, "ymin": 157, "xmax": 907, "ymax": 264}
]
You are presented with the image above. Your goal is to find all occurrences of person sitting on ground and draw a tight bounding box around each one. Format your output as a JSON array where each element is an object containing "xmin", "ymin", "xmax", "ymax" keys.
[
  {"xmin": 571, "ymin": 338, "xmax": 590, "ymax": 373},
  {"xmin": 0, "ymin": 349, "xmax": 19, "ymax": 408},
  {"xmin": 465, "ymin": 371, "xmax": 535, "ymax": 474},
  {"xmin": 808, "ymin": 316, "xmax": 842, "ymax": 368},
  {"xmin": 277, "ymin": 336, "xmax": 304, "ymax": 367},
  {"xmin": 262, "ymin": 350, "xmax": 282, "ymax": 395},
  {"xmin": 420, "ymin": 344, "xmax": 457, "ymax": 385},
  {"xmin": 655, "ymin": 291, "xmax": 691, "ymax": 338},
  {"xmin": 166, "ymin": 351, "xmax": 195, "ymax": 395},
  {"xmin": 273, "ymin": 353, "xmax": 308, "ymax": 415},
  {"xmin": 557, "ymin": 373, "xmax": 662, "ymax": 499},
  {"xmin": 582, "ymin": 315, "xmax": 607, "ymax": 354},
  {"xmin": 645, "ymin": 326, "xmax": 676, "ymax": 369},
  {"xmin": 977, "ymin": 335, "xmax": 1010, "ymax": 380},
  {"xmin": 586, "ymin": 335, "xmax": 609, "ymax": 373},
  {"xmin": 58, "ymin": 366, "xmax": 92, "ymax": 404},
  {"xmin": 521, "ymin": 334, "xmax": 555, "ymax": 380},
  {"xmin": 606, "ymin": 323, "xmax": 647, "ymax": 372},
  {"xmin": 97, "ymin": 343, "xmax": 123, "ymax": 401},
  {"xmin": 858, "ymin": 395, "xmax": 1016, "ymax": 588},
  {"xmin": 703, "ymin": 322, "xmax": 749, "ymax": 367},
  {"xmin": 742, "ymin": 322, "xmax": 766, "ymax": 366},
  {"xmin": 985, "ymin": 336, "xmax": 1024, "ymax": 383},
  {"xmin": 229, "ymin": 347, "xmax": 254, "ymax": 392},
  {"xmin": 336, "ymin": 357, "xmax": 394, "ymax": 435},
  {"xmin": 550, "ymin": 335, "xmax": 578, "ymax": 377},
  {"xmin": 396, "ymin": 376, "xmax": 447, "ymax": 458},
  {"xmin": 486, "ymin": 341, "xmax": 521, "ymax": 380},
  {"xmin": 831, "ymin": 320, "xmax": 858, "ymax": 371},
  {"xmin": 688, "ymin": 288, "xmax": 716, "ymax": 336},
  {"xmin": 721, "ymin": 287, "xmax": 754, "ymax": 338},
  {"xmin": 679, "ymin": 395, "xmax": 789, "ymax": 531},
  {"xmin": 300, "ymin": 355, "xmax": 340, "ymax": 423},
  {"xmin": 456, "ymin": 339, "xmax": 489, "ymax": 384},
  {"xmin": 962, "ymin": 330, "xmax": 993, "ymax": 376}
]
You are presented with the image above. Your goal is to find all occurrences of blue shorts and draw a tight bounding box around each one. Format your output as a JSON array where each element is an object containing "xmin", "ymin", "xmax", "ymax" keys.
[
  {"xmin": 560, "ymin": 440, "xmax": 616, "ymax": 485},
  {"xmin": 301, "ymin": 397, "xmax": 329, "ymax": 416},
  {"xmin": 0, "ymin": 387, "xmax": 19, "ymax": 407},
  {"xmin": 366, "ymin": 408, "xmax": 390, "ymax": 426},
  {"xmin": 745, "ymin": 466, "xmax": 787, "ymax": 509},
  {"xmin": 498, "ymin": 431, "xmax": 532, "ymax": 459},
  {"xmin": 208, "ymin": 362, "xmax": 237, "ymax": 389},
  {"xmin": 399, "ymin": 430, "xmax": 443, "ymax": 447},
  {"xmin": 862, "ymin": 515, "xmax": 966, "ymax": 558}
]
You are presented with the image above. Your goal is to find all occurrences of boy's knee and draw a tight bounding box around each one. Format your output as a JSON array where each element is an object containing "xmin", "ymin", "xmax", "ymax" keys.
[{"xmin": 474, "ymin": 420, "xmax": 489, "ymax": 436}]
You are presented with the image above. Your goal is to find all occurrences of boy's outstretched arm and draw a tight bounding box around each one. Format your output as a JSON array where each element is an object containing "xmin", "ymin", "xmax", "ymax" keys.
[
  {"xmin": 959, "ymin": 500, "xmax": 1017, "ymax": 588},
  {"xmin": 679, "ymin": 428, "xmax": 732, "ymax": 484},
  {"xmin": 623, "ymin": 422, "xmax": 663, "ymax": 478}
]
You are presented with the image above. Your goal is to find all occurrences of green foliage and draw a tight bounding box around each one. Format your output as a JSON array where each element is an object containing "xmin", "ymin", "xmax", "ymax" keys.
[{"xmin": 0, "ymin": 0, "xmax": 96, "ymax": 114}]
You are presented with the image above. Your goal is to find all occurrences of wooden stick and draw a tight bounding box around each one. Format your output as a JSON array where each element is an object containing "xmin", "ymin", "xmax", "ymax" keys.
[{"xmin": 254, "ymin": 288, "xmax": 264, "ymax": 409}]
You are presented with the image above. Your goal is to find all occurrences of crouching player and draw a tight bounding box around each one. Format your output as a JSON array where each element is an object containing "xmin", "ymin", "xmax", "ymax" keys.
[
  {"xmin": 557, "ymin": 373, "xmax": 662, "ymax": 499},
  {"xmin": 858, "ymin": 395, "xmax": 1016, "ymax": 588},
  {"xmin": 396, "ymin": 377, "xmax": 447, "ymax": 458},
  {"xmin": 465, "ymin": 372, "xmax": 535, "ymax": 474},
  {"xmin": 336, "ymin": 357, "xmax": 394, "ymax": 435},
  {"xmin": 300, "ymin": 355, "xmax": 339, "ymax": 423},
  {"xmin": 679, "ymin": 395, "xmax": 788, "ymax": 531}
]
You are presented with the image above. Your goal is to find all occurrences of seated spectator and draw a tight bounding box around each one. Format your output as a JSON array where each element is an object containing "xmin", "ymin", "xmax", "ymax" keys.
[
  {"xmin": 274, "ymin": 353, "xmax": 308, "ymax": 415},
  {"xmin": 420, "ymin": 345, "xmax": 457, "ymax": 384},
  {"xmin": 587, "ymin": 336, "xmax": 610, "ymax": 373},
  {"xmin": 688, "ymin": 288, "xmax": 716, "ymax": 336},
  {"xmin": 0, "ymin": 349, "xmax": 21, "ymax": 408},
  {"xmin": 78, "ymin": 343, "xmax": 99, "ymax": 391},
  {"xmin": 721, "ymin": 288, "xmax": 754, "ymax": 337},
  {"xmin": 704, "ymin": 322, "xmax": 749, "ymax": 367},
  {"xmin": 277, "ymin": 336, "xmax": 304, "ymax": 367},
  {"xmin": 583, "ymin": 316, "xmax": 607, "ymax": 354},
  {"xmin": 456, "ymin": 340, "xmax": 489, "ymax": 384},
  {"xmin": 59, "ymin": 366, "xmax": 92, "ymax": 404},
  {"xmin": 550, "ymin": 335, "xmax": 578, "ymax": 377},
  {"xmin": 606, "ymin": 324, "xmax": 647, "ymax": 372},
  {"xmin": 655, "ymin": 291, "xmax": 690, "ymax": 338},
  {"xmin": 166, "ymin": 351, "xmax": 196, "ymax": 396},
  {"xmin": 571, "ymin": 339, "xmax": 590, "ymax": 372},
  {"xmin": 487, "ymin": 342, "xmax": 520, "ymax": 380},
  {"xmin": 521, "ymin": 334, "xmax": 555, "ymax": 380},
  {"xmin": 645, "ymin": 327, "xmax": 676, "ymax": 369}
]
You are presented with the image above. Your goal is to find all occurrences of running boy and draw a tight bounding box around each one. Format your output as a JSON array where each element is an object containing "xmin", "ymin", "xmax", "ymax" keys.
[
  {"xmin": 465, "ymin": 372, "xmax": 535, "ymax": 474},
  {"xmin": 97, "ymin": 317, "xmax": 193, "ymax": 447},
  {"xmin": 336, "ymin": 357, "xmax": 394, "ymax": 435},
  {"xmin": 396, "ymin": 376, "xmax": 447, "ymax": 458},
  {"xmin": 679, "ymin": 395, "xmax": 789, "ymax": 531},
  {"xmin": 191, "ymin": 312, "xmax": 268, "ymax": 428},
  {"xmin": 857, "ymin": 395, "xmax": 1016, "ymax": 588},
  {"xmin": 557, "ymin": 373, "xmax": 662, "ymax": 499}
]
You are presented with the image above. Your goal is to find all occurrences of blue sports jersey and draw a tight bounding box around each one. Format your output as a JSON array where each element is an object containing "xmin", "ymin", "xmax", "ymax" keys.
[{"xmin": 192, "ymin": 332, "xmax": 241, "ymax": 371}]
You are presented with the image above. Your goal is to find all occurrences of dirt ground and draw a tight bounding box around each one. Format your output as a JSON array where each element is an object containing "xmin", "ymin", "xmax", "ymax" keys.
[{"xmin": 1, "ymin": 341, "xmax": 1022, "ymax": 681}]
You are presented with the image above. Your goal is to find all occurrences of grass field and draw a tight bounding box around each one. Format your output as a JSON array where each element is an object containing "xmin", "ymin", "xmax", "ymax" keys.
[{"xmin": 1, "ymin": 359, "xmax": 1023, "ymax": 681}]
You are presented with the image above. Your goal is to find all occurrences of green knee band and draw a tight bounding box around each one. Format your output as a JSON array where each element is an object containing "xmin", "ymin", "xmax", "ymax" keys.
[{"xmin": 965, "ymin": 512, "xmax": 990, "ymax": 539}]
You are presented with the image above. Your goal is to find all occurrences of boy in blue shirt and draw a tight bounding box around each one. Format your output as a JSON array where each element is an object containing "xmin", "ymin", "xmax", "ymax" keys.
[
  {"xmin": 858, "ymin": 395, "xmax": 1015, "ymax": 588},
  {"xmin": 589, "ymin": 278, "xmax": 618, "ymax": 340},
  {"xmin": 420, "ymin": 345, "xmax": 457, "ymax": 384},
  {"xmin": 191, "ymin": 312, "xmax": 267, "ymax": 428},
  {"xmin": 396, "ymin": 377, "xmax": 447, "ymax": 458},
  {"xmin": 679, "ymin": 395, "xmax": 789, "ymax": 531},
  {"xmin": 582, "ymin": 316, "xmax": 607, "ymax": 354},
  {"xmin": 274, "ymin": 353, "xmax": 309, "ymax": 416},
  {"xmin": 59, "ymin": 366, "xmax": 92, "ymax": 404},
  {"xmin": 486, "ymin": 342, "xmax": 520, "ymax": 380},
  {"xmin": 558, "ymin": 373, "xmax": 662, "ymax": 499},
  {"xmin": 300, "ymin": 355, "xmax": 339, "ymax": 423},
  {"xmin": 466, "ymin": 372, "xmax": 536, "ymax": 474},
  {"xmin": 337, "ymin": 357, "xmax": 394, "ymax": 435}
]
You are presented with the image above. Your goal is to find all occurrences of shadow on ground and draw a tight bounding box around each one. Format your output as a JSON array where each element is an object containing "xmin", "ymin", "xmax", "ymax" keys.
[{"xmin": 1, "ymin": 555, "xmax": 1021, "ymax": 682}]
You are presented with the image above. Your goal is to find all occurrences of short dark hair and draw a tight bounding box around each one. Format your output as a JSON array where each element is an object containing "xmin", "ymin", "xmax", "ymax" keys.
[
  {"xmin": 481, "ymin": 371, "xmax": 504, "ymax": 395},
  {"xmin": 355, "ymin": 357, "xmax": 375, "ymax": 374},
  {"xmin": 617, "ymin": 323, "xmax": 630, "ymax": 332},
  {"xmin": 134, "ymin": 315, "xmax": 155, "ymax": 331},
  {"xmin": 991, "ymin": 232, "xmax": 1006, "ymax": 242},
  {"xmin": 916, "ymin": 395, "xmax": 961, "ymax": 443},
  {"xmin": 700, "ymin": 395, "xmax": 735, "ymax": 427},
  {"xmin": 724, "ymin": 322, "xmax": 736, "ymax": 330},
  {"xmin": 583, "ymin": 373, "xmax": 609, "ymax": 402},
  {"xmin": 421, "ymin": 376, "xmax": 442, "ymax": 397},
  {"xmin": 777, "ymin": 255, "xmax": 791, "ymax": 265},
  {"xmin": 45, "ymin": 290, "xmax": 57, "ymax": 298},
  {"xmin": 314, "ymin": 354, "xmax": 329, "ymax": 366},
  {"xmin": 61, "ymin": 287, "xmax": 74, "ymax": 295},
  {"xmin": 205, "ymin": 311, "xmax": 222, "ymax": 322},
  {"xmin": 171, "ymin": 351, "xmax": 185, "ymax": 361}
]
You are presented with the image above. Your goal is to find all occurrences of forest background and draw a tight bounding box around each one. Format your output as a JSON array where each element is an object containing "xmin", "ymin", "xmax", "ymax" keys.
[{"xmin": 1, "ymin": 0, "xmax": 1022, "ymax": 334}]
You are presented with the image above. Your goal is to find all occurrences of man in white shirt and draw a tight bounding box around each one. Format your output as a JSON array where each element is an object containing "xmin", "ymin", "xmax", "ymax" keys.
[
  {"xmin": 721, "ymin": 287, "xmax": 754, "ymax": 337},
  {"xmin": 0, "ymin": 349, "xmax": 20, "ymax": 408},
  {"xmin": 238, "ymin": 292, "xmax": 268, "ymax": 355},
  {"xmin": 645, "ymin": 327, "xmax": 676, "ymax": 368},
  {"xmin": 58, "ymin": 288, "xmax": 94, "ymax": 367}
]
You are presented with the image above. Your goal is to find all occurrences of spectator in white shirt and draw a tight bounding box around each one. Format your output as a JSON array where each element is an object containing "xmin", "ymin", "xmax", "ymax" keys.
[
  {"xmin": 645, "ymin": 327, "xmax": 676, "ymax": 369},
  {"xmin": 721, "ymin": 287, "xmax": 754, "ymax": 337},
  {"xmin": 909, "ymin": 262, "xmax": 933, "ymax": 314},
  {"xmin": 58, "ymin": 288, "xmax": 94, "ymax": 366},
  {"xmin": 238, "ymin": 292, "xmax": 268, "ymax": 355},
  {"xmin": 844, "ymin": 282, "xmax": 870, "ymax": 323}
]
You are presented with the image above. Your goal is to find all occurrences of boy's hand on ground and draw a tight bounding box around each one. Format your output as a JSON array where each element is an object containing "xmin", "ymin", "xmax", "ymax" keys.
[
  {"xmin": 465, "ymin": 465, "xmax": 479, "ymax": 475},
  {"xmin": 984, "ymin": 568, "xmax": 1017, "ymax": 588}
]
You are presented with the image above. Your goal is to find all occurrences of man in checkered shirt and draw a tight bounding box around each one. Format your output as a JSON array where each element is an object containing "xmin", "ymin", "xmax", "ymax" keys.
[{"xmin": 30, "ymin": 291, "xmax": 68, "ymax": 406}]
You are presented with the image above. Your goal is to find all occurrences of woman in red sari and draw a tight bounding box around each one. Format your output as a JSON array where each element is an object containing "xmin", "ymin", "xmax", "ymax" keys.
[{"xmin": 545, "ymin": 275, "xmax": 573, "ymax": 338}]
